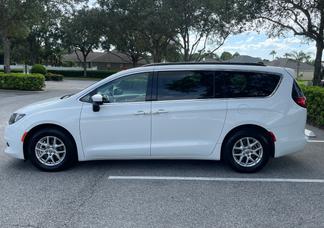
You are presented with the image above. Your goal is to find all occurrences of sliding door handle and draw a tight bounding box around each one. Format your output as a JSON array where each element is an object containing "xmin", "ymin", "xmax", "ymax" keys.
[
  {"xmin": 134, "ymin": 111, "xmax": 146, "ymax": 115},
  {"xmin": 152, "ymin": 109, "xmax": 168, "ymax": 115}
]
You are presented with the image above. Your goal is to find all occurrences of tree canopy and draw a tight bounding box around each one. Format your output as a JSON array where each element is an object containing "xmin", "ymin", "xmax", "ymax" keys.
[
  {"xmin": 0, "ymin": 0, "xmax": 85, "ymax": 72},
  {"xmin": 255, "ymin": 0, "xmax": 324, "ymax": 85},
  {"xmin": 0, "ymin": 0, "xmax": 42, "ymax": 72},
  {"xmin": 1, "ymin": 0, "xmax": 322, "ymax": 84},
  {"xmin": 61, "ymin": 8, "xmax": 105, "ymax": 76}
]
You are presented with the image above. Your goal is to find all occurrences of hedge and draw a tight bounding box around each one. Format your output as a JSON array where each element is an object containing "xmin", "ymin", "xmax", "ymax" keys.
[
  {"xmin": 0, "ymin": 69, "xmax": 24, "ymax": 73},
  {"xmin": 47, "ymin": 70, "xmax": 118, "ymax": 78},
  {"xmin": 0, "ymin": 73, "xmax": 45, "ymax": 91},
  {"xmin": 300, "ymin": 84, "xmax": 324, "ymax": 128},
  {"xmin": 45, "ymin": 72, "xmax": 63, "ymax": 81}
]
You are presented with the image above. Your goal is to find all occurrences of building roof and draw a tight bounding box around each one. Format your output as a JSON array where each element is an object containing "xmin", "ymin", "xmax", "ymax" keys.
[
  {"xmin": 63, "ymin": 51, "xmax": 148, "ymax": 65},
  {"xmin": 227, "ymin": 55, "xmax": 263, "ymax": 64},
  {"xmin": 266, "ymin": 58, "xmax": 314, "ymax": 71},
  {"xmin": 227, "ymin": 55, "xmax": 315, "ymax": 72},
  {"xmin": 144, "ymin": 62, "xmax": 266, "ymax": 67}
]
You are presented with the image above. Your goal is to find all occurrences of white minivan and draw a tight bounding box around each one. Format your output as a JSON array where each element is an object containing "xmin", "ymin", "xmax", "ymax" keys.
[{"xmin": 4, "ymin": 63, "xmax": 307, "ymax": 172}]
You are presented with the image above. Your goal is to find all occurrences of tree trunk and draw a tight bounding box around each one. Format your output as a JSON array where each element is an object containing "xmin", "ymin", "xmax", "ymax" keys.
[
  {"xmin": 313, "ymin": 41, "xmax": 323, "ymax": 86},
  {"xmin": 296, "ymin": 61, "xmax": 300, "ymax": 79},
  {"xmin": 82, "ymin": 55, "xmax": 87, "ymax": 77},
  {"xmin": 153, "ymin": 47, "xmax": 162, "ymax": 63},
  {"xmin": 183, "ymin": 34, "xmax": 189, "ymax": 62},
  {"xmin": 131, "ymin": 55, "xmax": 138, "ymax": 67},
  {"xmin": 2, "ymin": 36, "xmax": 11, "ymax": 73},
  {"xmin": 24, "ymin": 63, "xmax": 28, "ymax": 74}
]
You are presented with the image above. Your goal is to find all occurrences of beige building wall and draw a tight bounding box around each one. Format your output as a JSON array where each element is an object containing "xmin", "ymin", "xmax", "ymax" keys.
[{"xmin": 299, "ymin": 71, "xmax": 314, "ymax": 81}]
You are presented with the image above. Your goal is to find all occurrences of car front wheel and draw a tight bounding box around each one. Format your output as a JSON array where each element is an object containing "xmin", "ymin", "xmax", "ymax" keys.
[{"xmin": 27, "ymin": 128, "xmax": 77, "ymax": 171}]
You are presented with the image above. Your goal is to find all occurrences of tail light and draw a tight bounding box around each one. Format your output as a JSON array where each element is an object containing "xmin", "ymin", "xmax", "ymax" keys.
[
  {"xmin": 294, "ymin": 96, "xmax": 307, "ymax": 108},
  {"xmin": 292, "ymin": 81, "xmax": 307, "ymax": 108}
]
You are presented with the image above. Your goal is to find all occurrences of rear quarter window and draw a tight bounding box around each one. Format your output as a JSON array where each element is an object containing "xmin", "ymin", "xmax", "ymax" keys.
[
  {"xmin": 223, "ymin": 71, "xmax": 281, "ymax": 98},
  {"xmin": 292, "ymin": 80, "xmax": 304, "ymax": 98}
]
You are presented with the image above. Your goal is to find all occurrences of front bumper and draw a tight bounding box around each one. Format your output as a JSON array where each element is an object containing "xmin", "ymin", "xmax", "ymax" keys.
[{"xmin": 4, "ymin": 125, "xmax": 25, "ymax": 160}]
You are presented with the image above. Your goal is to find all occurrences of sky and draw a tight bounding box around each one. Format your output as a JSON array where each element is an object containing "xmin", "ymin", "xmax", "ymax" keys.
[{"xmin": 210, "ymin": 31, "xmax": 316, "ymax": 60}]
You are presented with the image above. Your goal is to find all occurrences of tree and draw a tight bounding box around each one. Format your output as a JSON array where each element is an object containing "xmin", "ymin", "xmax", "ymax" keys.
[
  {"xmin": 99, "ymin": 0, "xmax": 150, "ymax": 66},
  {"xmin": 270, "ymin": 50, "xmax": 277, "ymax": 60},
  {"xmin": 141, "ymin": 0, "xmax": 179, "ymax": 63},
  {"xmin": 99, "ymin": 0, "xmax": 258, "ymax": 63},
  {"xmin": 0, "ymin": 42, "xmax": 3, "ymax": 64},
  {"xmin": 61, "ymin": 8, "xmax": 105, "ymax": 77},
  {"xmin": 169, "ymin": 0, "xmax": 261, "ymax": 62},
  {"xmin": 287, "ymin": 51, "xmax": 312, "ymax": 78},
  {"xmin": 169, "ymin": 0, "xmax": 228, "ymax": 62},
  {"xmin": 163, "ymin": 41, "xmax": 183, "ymax": 62},
  {"xmin": 220, "ymin": 51, "xmax": 233, "ymax": 61},
  {"xmin": 0, "ymin": 0, "xmax": 42, "ymax": 73},
  {"xmin": 283, "ymin": 53, "xmax": 290, "ymax": 58},
  {"xmin": 0, "ymin": 0, "xmax": 83, "ymax": 72},
  {"xmin": 257, "ymin": 0, "xmax": 324, "ymax": 85},
  {"xmin": 233, "ymin": 52, "xmax": 240, "ymax": 58},
  {"xmin": 99, "ymin": 0, "xmax": 178, "ymax": 64},
  {"xmin": 11, "ymin": 3, "xmax": 67, "ymax": 66}
]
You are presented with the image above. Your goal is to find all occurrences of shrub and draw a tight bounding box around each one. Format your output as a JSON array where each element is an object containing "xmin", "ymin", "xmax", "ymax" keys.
[
  {"xmin": 300, "ymin": 84, "xmax": 324, "ymax": 128},
  {"xmin": 45, "ymin": 73, "xmax": 63, "ymax": 81},
  {"xmin": 30, "ymin": 64, "xmax": 47, "ymax": 75},
  {"xmin": 47, "ymin": 69, "xmax": 118, "ymax": 79},
  {"xmin": 0, "ymin": 73, "xmax": 45, "ymax": 91}
]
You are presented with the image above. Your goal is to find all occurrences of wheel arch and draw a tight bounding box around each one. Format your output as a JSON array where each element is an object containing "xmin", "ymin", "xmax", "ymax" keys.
[
  {"xmin": 23, "ymin": 123, "xmax": 78, "ymax": 160},
  {"xmin": 220, "ymin": 124, "xmax": 275, "ymax": 160}
]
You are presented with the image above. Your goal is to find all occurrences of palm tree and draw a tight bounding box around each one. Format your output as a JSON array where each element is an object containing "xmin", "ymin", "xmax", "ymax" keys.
[
  {"xmin": 283, "ymin": 53, "xmax": 290, "ymax": 59},
  {"xmin": 287, "ymin": 51, "xmax": 312, "ymax": 78},
  {"xmin": 270, "ymin": 50, "xmax": 277, "ymax": 60}
]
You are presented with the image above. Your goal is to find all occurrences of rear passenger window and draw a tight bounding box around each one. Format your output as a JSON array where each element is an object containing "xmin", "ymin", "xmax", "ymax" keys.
[
  {"xmin": 223, "ymin": 71, "xmax": 281, "ymax": 98},
  {"xmin": 157, "ymin": 71, "xmax": 214, "ymax": 100}
]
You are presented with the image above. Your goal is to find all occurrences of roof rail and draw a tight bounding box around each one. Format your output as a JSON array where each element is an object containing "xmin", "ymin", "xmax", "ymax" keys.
[{"xmin": 143, "ymin": 62, "xmax": 266, "ymax": 67}]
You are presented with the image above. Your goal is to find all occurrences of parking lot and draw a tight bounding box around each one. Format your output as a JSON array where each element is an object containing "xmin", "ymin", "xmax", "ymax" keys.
[{"xmin": 0, "ymin": 80, "xmax": 324, "ymax": 228}]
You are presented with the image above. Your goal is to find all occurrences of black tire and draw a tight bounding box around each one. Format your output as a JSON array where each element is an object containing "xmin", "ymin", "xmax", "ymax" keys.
[
  {"xmin": 27, "ymin": 128, "xmax": 77, "ymax": 172},
  {"xmin": 223, "ymin": 129, "xmax": 271, "ymax": 173}
]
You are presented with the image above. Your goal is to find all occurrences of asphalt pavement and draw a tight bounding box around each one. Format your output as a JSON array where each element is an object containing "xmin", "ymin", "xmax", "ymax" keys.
[{"xmin": 0, "ymin": 80, "xmax": 324, "ymax": 228}]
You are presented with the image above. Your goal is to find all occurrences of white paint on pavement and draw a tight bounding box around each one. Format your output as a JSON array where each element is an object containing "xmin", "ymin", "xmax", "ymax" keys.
[
  {"xmin": 307, "ymin": 140, "xmax": 324, "ymax": 143},
  {"xmin": 108, "ymin": 176, "xmax": 324, "ymax": 183}
]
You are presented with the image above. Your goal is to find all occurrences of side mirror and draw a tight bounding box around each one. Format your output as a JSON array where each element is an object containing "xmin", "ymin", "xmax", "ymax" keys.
[{"xmin": 92, "ymin": 94, "xmax": 103, "ymax": 112}]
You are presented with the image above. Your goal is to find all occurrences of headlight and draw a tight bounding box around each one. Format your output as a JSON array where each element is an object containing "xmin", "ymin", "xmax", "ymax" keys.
[{"xmin": 9, "ymin": 113, "xmax": 26, "ymax": 125}]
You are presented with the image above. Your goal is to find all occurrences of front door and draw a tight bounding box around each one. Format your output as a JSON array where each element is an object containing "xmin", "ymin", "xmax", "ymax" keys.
[{"xmin": 80, "ymin": 72, "xmax": 152, "ymax": 159}]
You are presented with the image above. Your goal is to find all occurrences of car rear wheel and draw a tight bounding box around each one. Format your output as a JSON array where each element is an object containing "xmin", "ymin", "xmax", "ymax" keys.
[
  {"xmin": 223, "ymin": 129, "xmax": 270, "ymax": 173},
  {"xmin": 27, "ymin": 128, "xmax": 77, "ymax": 171}
]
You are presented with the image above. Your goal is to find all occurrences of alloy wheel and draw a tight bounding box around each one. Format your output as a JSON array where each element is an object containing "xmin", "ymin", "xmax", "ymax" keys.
[
  {"xmin": 232, "ymin": 137, "xmax": 263, "ymax": 167},
  {"xmin": 35, "ymin": 136, "xmax": 66, "ymax": 167}
]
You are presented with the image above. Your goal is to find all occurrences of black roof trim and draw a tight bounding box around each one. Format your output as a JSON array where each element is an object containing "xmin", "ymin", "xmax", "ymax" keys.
[{"xmin": 143, "ymin": 62, "xmax": 266, "ymax": 67}]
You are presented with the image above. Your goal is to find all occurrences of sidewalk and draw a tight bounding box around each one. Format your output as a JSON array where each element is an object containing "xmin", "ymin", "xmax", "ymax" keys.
[{"xmin": 306, "ymin": 124, "xmax": 324, "ymax": 140}]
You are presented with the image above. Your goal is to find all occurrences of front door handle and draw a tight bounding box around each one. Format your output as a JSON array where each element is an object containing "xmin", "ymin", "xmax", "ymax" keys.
[{"xmin": 152, "ymin": 109, "xmax": 168, "ymax": 115}]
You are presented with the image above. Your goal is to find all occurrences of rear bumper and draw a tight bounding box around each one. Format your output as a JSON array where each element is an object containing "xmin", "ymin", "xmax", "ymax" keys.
[
  {"xmin": 274, "ymin": 135, "xmax": 307, "ymax": 158},
  {"xmin": 4, "ymin": 125, "xmax": 25, "ymax": 160},
  {"xmin": 272, "ymin": 105, "xmax": 307, "ymax": 158}
]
